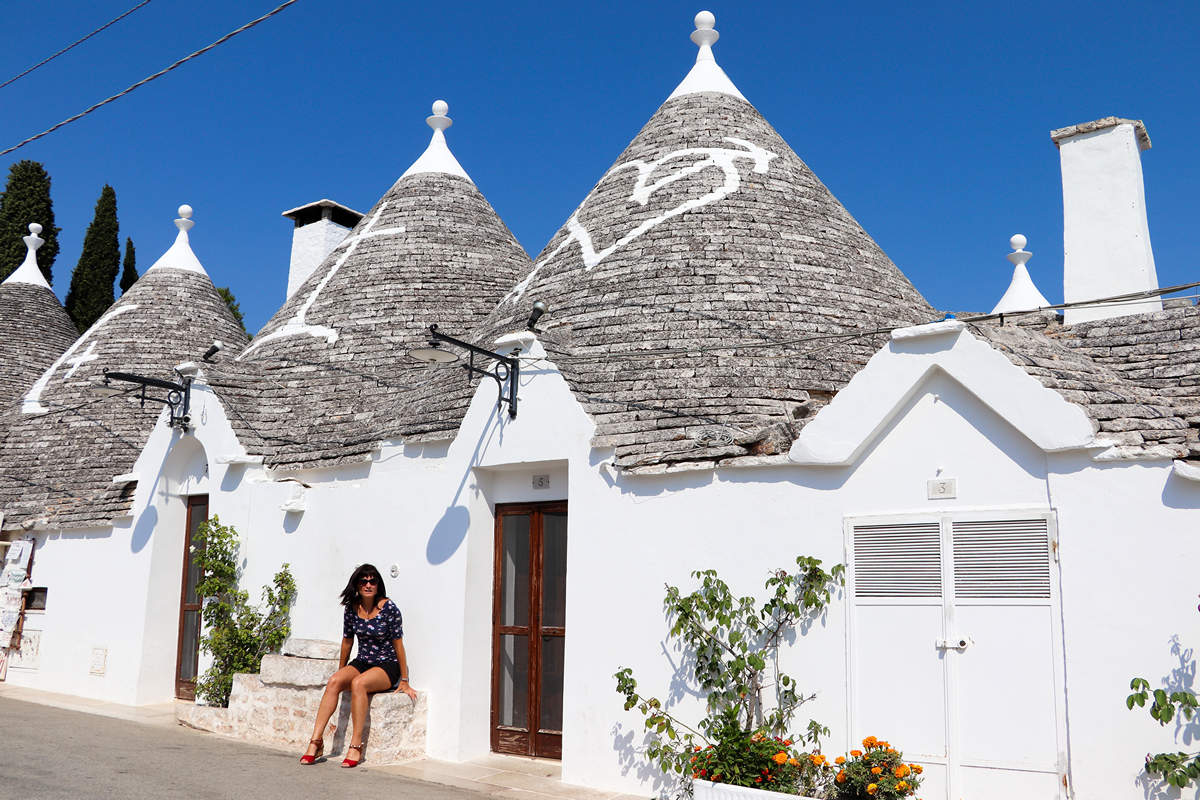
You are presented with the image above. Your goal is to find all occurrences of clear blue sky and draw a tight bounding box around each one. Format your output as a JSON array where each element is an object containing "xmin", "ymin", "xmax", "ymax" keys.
[{"xmin": 2, "ymin": 0, "xmax": 1197, "ymax": 333}]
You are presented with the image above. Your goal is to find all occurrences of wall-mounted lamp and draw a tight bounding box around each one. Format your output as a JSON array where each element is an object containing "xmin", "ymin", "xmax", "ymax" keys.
[
  {"xmin": 409, "ymin": 324, "xmax": 520, "ymax": 418},
  {"xmin": 94, "ymin": 371, "xmax": 193, "ymax": 429},
  {"xmin": 527, "ymin": 300, "xmax": 548, "ymax": 331}
]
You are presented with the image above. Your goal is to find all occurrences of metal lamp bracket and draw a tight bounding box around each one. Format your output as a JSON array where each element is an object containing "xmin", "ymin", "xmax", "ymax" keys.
[
  {"xmin": 101, "ymin": 370, "xmax": 193, "ymax": 429},
  {"xmin": 427, "ymin": 324, "xmax": 520, "ymax": 418}
]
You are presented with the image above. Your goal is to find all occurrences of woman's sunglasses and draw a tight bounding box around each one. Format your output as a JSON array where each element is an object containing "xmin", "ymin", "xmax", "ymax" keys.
[{"xmin": 358, "ymin": 576, "xmax": 378, "ymax": 586}]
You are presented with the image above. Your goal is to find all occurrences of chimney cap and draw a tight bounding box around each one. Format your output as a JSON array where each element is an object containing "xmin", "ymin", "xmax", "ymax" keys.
[
  {"xmin": 281, "ymin": 198, "xmax": 364, "ymax": 229},
  {"xmin": 1051, "ymin": 117, "xmax": 1151, "ymax": 150}
]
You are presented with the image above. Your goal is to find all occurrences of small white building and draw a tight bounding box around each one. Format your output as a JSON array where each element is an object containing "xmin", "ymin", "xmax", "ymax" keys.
[{"xmin": 2, "ymin": 12, "xmax": 1199, "ymax": 800}]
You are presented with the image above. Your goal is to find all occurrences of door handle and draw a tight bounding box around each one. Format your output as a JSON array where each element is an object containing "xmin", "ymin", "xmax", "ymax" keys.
[{"xmin": 936, "ymin": 637, "xmax": 972, "ymax": 651}]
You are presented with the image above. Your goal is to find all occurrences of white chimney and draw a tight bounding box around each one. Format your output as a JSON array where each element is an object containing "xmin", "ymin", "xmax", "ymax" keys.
[
  {"xmin": 281, "ymin": 199, "xmax": 363, "ymax": 300},
  {"xmin": 1052, "ymin": 117, "xmax": 1160, "ymax": 324}
]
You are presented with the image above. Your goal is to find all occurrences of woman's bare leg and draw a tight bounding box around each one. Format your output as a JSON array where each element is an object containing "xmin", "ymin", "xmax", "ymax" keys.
[
  {"xmin": 345, "ymin": 667, "xmax": 392, "ymax": 761},
  {"xmin": 305, "ymin": 666, "xmax": 359, "ymax": 757}
]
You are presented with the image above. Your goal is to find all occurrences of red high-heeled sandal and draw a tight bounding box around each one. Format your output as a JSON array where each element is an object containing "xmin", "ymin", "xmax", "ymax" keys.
[
  {"xmin": 299, "ymin": 738, "xmax": 323, "ymax": 765},
  {"xmin": 341, "ymin": 742, "xmax": 363, "ymax": 768}
]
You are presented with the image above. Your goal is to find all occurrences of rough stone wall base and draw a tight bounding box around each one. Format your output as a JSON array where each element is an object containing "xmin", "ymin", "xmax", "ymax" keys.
[{"xmin": 176, "ymin": 654, "xmax": 426, "ymax": 764}]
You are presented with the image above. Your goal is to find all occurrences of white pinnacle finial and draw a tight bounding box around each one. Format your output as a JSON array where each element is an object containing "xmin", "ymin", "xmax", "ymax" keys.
[
  {"xmin": 2, "ymin": 221, "xmax": 50, "ymax": 288},
  {"xmin": 176, "ymin": 204, "xmax": 195, "ymax": 233},
  {"xmin": 24, "ymin": 223, "xmax": 44, "ymax": 251},
  {"xmin": 691, "ymin": 10, "xmax": 719, "ymax": 60},
  {"xmin": 427, "ymin": 100, "xmax": 452, "ymax": 131},
  {"xmin": 401, "ymin": 98, "xmax": 471, "ymax": 182},
  {"xmin": 1007, "ymin": 233, "xmax": 1031, "ymax": 267},
  {"xmin": 668, "ymin": 11, "xmax": 745, "ymax": 101},
  {"xmin": 992, "ymin": 233, "xmax": 1050, "ymax": 315}
]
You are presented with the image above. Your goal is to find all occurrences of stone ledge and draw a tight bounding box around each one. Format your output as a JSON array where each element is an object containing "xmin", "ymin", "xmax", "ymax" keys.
[
  {"xmin": 281, "ymin": 637, "xmax": 342, "ymax": 659},
  {"xmin": 176, "ymin": 671, "xmax": 426, "ymax": 765},
  {"xmin": 260, "ymin": 653, "xmax": 337, "ymax": 686}
]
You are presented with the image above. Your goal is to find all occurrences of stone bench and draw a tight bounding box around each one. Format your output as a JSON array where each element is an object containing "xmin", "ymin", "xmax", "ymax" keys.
[{"xmin": 177, "ymin": 638, "xmax": 426, "ymax": 765}]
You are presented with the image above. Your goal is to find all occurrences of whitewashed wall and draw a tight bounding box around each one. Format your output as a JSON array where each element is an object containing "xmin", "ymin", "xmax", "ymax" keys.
[{"xmin": 12, "ymin": 338, "xmax": 1200, "ymax": 800}]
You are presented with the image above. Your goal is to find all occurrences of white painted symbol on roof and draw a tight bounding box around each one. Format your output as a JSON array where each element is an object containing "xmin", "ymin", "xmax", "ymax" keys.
[
  {"xmin": 505, "ymin": 137, "xmax": 776, "ymax": 303},
  {"xmin": 62, "ymin": 340, "xmax": 99, "ymax": 379},
  {"xmin": 22, "ymin": 304, "xmax": 140, "ymax": 414},
  {"xmin": 238, "ymin": 204, "xmax": 405, "ymax": 360}
]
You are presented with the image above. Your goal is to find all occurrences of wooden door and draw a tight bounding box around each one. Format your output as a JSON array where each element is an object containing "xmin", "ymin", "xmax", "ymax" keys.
[
  {"xmin": 492, "ymin": 502, "xmax": 567, "ymax": 758},
  {"xmin": 175, "ymin": 495, "xmax": 208, "ymax": 700}
]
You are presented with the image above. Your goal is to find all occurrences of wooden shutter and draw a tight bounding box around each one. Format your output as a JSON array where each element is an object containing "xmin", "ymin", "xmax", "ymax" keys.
[
  {"xmin": 951, "ymin": 518, "xmax": 1051, "ymax": 599},
  {"xmin": 852, "ymin": 522, "xmax": 942, "ymax": 598}
]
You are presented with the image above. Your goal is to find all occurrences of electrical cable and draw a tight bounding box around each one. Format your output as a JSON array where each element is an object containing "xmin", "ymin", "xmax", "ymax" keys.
[
  {"xmin": 0, "ymin": 0, "xmax": 302, "ymax": 157},
  {"xmin": 0, "ymin": 0, "xmax": 154, "ymax": 91}
]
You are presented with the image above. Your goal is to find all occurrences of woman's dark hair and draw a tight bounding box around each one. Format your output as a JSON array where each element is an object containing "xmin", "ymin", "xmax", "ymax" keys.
[{"xmin": 340, "ymin": 563, "xmax": 387, "ymax": 610}]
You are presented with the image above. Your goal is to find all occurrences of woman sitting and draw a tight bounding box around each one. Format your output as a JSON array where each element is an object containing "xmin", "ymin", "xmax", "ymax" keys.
[{"xmin": 300, "ymin": 563, "xmax": 418, "ymax": 767}]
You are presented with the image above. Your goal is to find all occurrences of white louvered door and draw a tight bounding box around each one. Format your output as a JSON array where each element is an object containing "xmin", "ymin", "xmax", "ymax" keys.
[{"xmin": 847, "ymin": 512, "xmax": 1066, "ymax": 800}]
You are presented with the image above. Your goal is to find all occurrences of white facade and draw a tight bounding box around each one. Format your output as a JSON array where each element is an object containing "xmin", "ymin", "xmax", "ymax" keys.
[{"xmin": 10, "ymin": 323, "xmax": 1200, "ymax": 799}]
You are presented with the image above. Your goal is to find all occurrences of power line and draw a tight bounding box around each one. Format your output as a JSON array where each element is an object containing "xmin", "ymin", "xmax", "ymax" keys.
[
  {"xmin": 0, "ymin": 0, "xmax": 302, "ymax": 158},
  {"xmin": 0, "ymin": 0, "xmax": 155, "ymax": 92}
]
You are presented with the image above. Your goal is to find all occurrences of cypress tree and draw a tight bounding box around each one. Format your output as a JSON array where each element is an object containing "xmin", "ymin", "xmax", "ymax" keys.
[
  {"xmin": 217, "ymin": 286, "xmax": 247, "ymax": 333},
  {"xmin": 65, "ymin": 185, "xmax": 120, "ymax": 332},
  {"xmin": 0, "ymin": 160, "xmax": 60, "ymax": 283},
  {"xmin": 119, "ymin": 237, "xmax": 138, "ymax": 293}
]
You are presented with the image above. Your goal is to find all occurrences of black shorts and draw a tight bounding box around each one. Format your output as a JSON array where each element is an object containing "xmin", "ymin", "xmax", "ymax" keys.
[{"xmin": 347, "ymin": 658, "xmax": 402, "ymax": 688}]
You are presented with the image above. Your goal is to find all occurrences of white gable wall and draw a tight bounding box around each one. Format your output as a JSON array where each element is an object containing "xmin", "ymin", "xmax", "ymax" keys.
[{"xmin": 14, "ymin": 331, "xmax": 1200, "ymax": 799}]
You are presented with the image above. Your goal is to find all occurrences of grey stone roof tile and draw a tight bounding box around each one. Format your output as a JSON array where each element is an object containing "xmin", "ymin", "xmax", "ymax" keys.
[{"xmin": 0, "ymin": 269, "xmax": 248, "ymax": 531}]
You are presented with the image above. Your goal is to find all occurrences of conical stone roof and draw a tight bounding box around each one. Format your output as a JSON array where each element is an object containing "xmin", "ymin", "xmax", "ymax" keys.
[
  {"xmin": 210, "ymin": 102, "xmax": 531, "ymax": 468},
  {"xmin": 404, "ymin": 13, "xmax": 935, "ymax": 470},
  {"xmin": 0, "ymin": 224, "xmax": 78, "ymax": 417},
  {"xmin": 0, "ymin": 208, "xmax": 248, "ymax": 531}
]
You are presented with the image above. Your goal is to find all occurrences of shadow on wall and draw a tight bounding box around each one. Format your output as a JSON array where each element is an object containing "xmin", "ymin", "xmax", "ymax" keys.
[
  {"xmin": 611, "ymin": 723, "xmax": 677, "ymax": 798},
  {"xmin": 426, "ymin": 505, "xmax": 470, "ymax": 565},
  {"xmin": 283, "ymin": 511, "xmax": 303, "ymax": 535},
  {"xmin": 130, "ymin": 503, "xmax": 159, "ymax": 554},
  {"xmin": 1163, "ymin": 472, "xmax": 1200, "ymax": 510},
  {"xmin": 1134, "ymin": 634, "xmax": 1200, "ymax": 800}
]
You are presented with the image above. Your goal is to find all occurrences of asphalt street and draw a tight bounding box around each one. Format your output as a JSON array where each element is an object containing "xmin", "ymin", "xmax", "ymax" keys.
[{"xmin": 0, "ymin": 696, "xmax": 484, "ymax": 800}]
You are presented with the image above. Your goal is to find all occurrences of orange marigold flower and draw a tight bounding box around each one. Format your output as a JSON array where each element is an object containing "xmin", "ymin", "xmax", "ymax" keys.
[
  {"xmin": 690, "ymin": 756, "xmax": 697, "ymax": 763},
  {"xmin": 896, "ymin": 780, "xmax": 910, "ymax": 791},
  {"xmin": 788, "ymin": 758, "xmax": 800, "ymax": 767},
  {"xmin": 863, "ymin": 736, "xmax": 878, "ymax": 747},
  {"xmin": 912, "ymin": 764, "xmax": 924, "ymax": 774},
  {"xmin": 836, "ymin": 771, "xmax": 847, "ymax": 784},
  {"xmin": 867, "ymin": 783, "xmax": 879, "ymax": 796},
  {"xmin": 783, "ymin": 739, "xmax": 793, "ymax": 746},
  {"xmin": 886, "ymin": 747, "xmax": 897, "ymax": 754},
  {"xmin": 835, "ymin": 756, "xmax": 846, "ymax": 765},
  {"xmin": 773, "ymin": 752, "xmax": 789, "ymax": 765},
  {"xmin": 810, "ymin": 754, "xmax": 827, "ymax": 766},
  {"xmin": 850, "ymin": 750, "xmax": 863, "ymax": 757},
  {"xmin": 871, "ymin": 766, "xmax": 883, "ymax": 775},
  {"xmin": 895, "ymin": 764, "xmax": 910, "ymax": 778},
  {"xmin": 694, "ymin": 745, "xmax": 702, "ymax": 752}
]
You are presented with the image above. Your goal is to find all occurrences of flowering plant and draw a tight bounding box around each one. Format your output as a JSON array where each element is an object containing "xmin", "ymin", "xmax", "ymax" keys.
[
  {"xmin": 686, "ymin": 708, "xmax": 835, "ymax": 796},
  {"xmin": 614, "ymin": 556, "xmax": 845, "ymax": 795},
  {"xmin": 831, "ymin": 737, "xmax": 923, "ymax": 799}
]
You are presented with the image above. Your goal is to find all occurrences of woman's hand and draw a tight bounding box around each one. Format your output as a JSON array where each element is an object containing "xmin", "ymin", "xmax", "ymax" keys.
[{"xmin": 395, "ymin": 679, "xmax": 417, "ymax": 700}]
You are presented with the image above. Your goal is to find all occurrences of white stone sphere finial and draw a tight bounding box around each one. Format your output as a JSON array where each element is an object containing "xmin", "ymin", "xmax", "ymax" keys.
[
  {"xmin": 427, "ymin": 99, "xmax": 453, "ymax": 132},
  {"xmin": 691, "ymin": 10, "xmax": 719, "ymax": 50},
  {"xmin": 1007, "ymin": 233, "xmax": 1031, "ymax": 267},
  {"xmin": 23, "ymin": 221, "xmax": 44, "ymax": 252},
  {"xmin": 175, "ymin": 203, "xmax": 195, "ymax": 233}
]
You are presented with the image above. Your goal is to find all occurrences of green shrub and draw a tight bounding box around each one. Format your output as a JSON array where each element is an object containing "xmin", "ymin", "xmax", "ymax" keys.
[
  {"xmin": 614, "ymin": 556, "xmax": 844, "ymax": 795},
  {"xmin": 192, "ymin": 516, "xmax": 296, "ymax": 706}
]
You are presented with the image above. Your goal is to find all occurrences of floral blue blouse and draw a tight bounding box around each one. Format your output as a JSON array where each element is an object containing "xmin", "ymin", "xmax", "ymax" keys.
[{"xmin": 343, "ymin": 599, "xmax": 404, "ymax": 665}]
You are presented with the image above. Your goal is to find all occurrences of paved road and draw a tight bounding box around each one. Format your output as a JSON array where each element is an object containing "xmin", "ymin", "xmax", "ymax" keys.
[{"xmin": 0, "ymin": 697, "xmax": 483, "ymax": 800}]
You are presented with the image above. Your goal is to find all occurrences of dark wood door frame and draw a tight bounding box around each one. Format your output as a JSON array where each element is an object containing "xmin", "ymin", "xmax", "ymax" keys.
[
  {"xmin": 175, "ymin": 495, "xmax": 208, "ymax": 700},
  {"xmin": 491, "ymin": 501, "xmax": 567, "ymax": 759}
]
